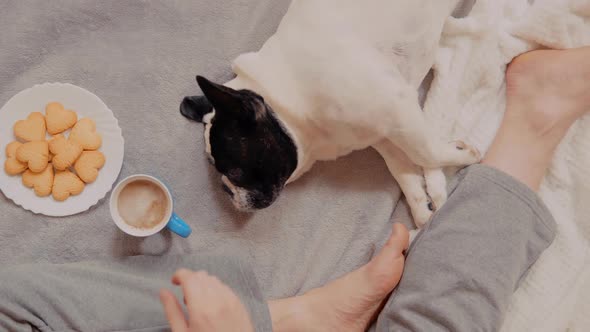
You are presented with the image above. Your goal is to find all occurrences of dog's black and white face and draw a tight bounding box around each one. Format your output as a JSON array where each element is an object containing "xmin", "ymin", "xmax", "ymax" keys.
[{"xmin": 180, "ymin": 76, "xmax": 297, "ymax": 211}]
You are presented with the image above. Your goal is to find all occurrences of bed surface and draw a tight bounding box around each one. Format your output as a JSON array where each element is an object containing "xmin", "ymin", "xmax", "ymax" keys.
[{"xmin": 0, "ymin": 0, "xmax": 407, "ymax": 299}]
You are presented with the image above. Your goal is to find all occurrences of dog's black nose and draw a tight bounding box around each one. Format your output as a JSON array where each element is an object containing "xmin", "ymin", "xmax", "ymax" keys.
[{"xmin": 222, "ymin": 183, "xmax": 233, "ymax": 197}]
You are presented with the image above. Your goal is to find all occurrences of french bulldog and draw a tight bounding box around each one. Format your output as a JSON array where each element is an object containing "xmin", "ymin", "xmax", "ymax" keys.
[{"xmin": 180, "ymin": 0, "xmax": 480, "ymax": 227}]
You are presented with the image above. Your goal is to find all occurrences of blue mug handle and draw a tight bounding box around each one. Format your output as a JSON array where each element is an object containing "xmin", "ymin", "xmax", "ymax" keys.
[{"xmin": 166, "ymin": 212, "xmax": 192, "ymax": 238}]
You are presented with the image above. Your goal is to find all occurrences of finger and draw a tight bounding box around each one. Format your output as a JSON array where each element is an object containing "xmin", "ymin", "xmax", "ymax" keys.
[
  {"xmin": 172, "ymin": 269, "xmax": 194, "ymax": 285},
  {"xmin": 171, "ymin": 269, "xmax": 198, "ymax": 308},
  {"xmin": 160, "ymin": 289, "xmax": 189, "ymax": 332},
  {"xmin": 172, "ymin": 270, "xmax": 210, "ymax": 312}
]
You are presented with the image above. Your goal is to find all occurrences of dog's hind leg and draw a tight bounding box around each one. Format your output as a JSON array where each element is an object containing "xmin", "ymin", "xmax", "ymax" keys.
[{"xmin": 374, "ymin": 140, "xmax": 433, "ymax": 228}]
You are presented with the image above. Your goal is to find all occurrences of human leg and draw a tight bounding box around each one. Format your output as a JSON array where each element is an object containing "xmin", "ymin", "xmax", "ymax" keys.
[
  {"xmin": 0, "ymin": 223, "xmax": 409, "ymax": 332},
  {"xmin": 376, "ymin": 46, "xmax": 590, "ymax": 331},
  {"xmin": 0, "ymin": 255, "xmax": 271, "ymax": 332}
]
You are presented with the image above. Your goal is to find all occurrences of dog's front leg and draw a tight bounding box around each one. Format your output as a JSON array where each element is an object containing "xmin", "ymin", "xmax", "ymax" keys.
[
  {"xmin": 380, "ymin": 83, "xmax": 480, "ymax": 169},
  {"xmin": 424, "ymin": 168, "xmax": 447, "ymax": 211},
  {"xmin": 373, "ymin": 140, "xmax": 433, "ymax": 228}
]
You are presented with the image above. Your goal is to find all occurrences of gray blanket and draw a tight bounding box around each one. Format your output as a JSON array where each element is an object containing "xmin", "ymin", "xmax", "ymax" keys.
[{"xmin": 0, "ymin": 0, "xmax": 411, "ymax": 299}]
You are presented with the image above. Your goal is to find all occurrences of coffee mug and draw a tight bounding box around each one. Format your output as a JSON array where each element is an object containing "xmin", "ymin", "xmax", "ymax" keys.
[{"xmin": 109, "ymin": 174, "xmax": 192, "ymax": 238}]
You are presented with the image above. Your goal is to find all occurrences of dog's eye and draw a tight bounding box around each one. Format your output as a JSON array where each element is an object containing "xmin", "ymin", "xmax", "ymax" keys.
[{"xmin": 227, "ymin": 168, "xmax": 244, "ymax": 182}]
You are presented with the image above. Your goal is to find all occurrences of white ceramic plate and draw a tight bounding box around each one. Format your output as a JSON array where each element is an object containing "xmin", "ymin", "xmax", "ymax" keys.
[{"xmin": 0, "ymin": 83, "xmax": 124, "ymax": 216}]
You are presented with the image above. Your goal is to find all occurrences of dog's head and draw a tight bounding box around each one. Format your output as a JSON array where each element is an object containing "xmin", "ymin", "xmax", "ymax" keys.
[{"xmin": 180, "ymin": 76, "xmax": 297, "ymax": 211}]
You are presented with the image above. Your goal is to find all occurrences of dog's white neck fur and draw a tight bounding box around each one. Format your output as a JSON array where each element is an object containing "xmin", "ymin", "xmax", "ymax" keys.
[
  {"xmin": 224, "ymin": 0, "xmax": 460, "ymax": 183},
  {"xmin": 225, "ymin": 71, "xmax": 314, "ymax": 183}
]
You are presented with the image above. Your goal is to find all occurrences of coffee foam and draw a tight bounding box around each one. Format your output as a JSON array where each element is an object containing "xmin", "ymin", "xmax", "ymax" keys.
[{"xmin": 117, "ymin": 180, "xmax": 168, "ymax": 229}]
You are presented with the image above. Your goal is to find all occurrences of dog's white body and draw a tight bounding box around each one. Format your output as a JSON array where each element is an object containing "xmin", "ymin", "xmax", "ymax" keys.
[{"xmin": 218, "ymin": 0, "xmax": 479, "ymax": 226}]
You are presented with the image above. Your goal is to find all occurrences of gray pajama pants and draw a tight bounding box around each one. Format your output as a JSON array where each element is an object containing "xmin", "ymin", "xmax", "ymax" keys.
[{"xmin": 0, "ymin": 165, "xmax": 556, "ymax": 332}]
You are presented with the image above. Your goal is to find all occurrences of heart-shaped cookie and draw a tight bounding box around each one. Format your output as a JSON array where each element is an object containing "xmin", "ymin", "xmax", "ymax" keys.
[
  {"xmin": 74, "ymin": 151, "xmax": 105, "ymax": 183},
  {"xmin": 14, "ymin": 112, "xmax": 46, "ymax": 142},
  {"xmin": 52, "ymin": 170, "xmax": 85, "ymax": 201},
  {"xmin": 49, "ymin": 134, "xmax": 83, "ymax": 171},
  {"xmin": 4, "ymin": 141, "xmax": 28, "ymax": 175},
  {"xmin": 22, "ymin": 163, "xmax": 54, "ymax": 197},
  {"xmin": 45, "ymin": 102, "xmax": 78, "ymax": 135},
  {"xmin": 16, "ymin": 141, "xmax": 49, "ymax": 173},
  {"xmin": 69, "ymin": 118, "xmax": 102, "ymax": 150}
]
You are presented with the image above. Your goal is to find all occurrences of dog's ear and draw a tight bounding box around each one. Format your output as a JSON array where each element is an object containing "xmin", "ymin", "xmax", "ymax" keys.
[
  {"xmin": 195, "ymin": 76, "xmax": 256, "ymax": 129},
  {"xmin": 180, "ymin": 95, "xmax": 213, "ymax": 123}
]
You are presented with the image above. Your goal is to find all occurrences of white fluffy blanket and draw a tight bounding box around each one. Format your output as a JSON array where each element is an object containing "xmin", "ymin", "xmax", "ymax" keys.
[{"xmin": 429, "ymin": 0, "xmax": 590, "ymax": 330}]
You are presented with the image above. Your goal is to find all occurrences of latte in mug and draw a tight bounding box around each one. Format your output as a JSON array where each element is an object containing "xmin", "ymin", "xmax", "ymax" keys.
[
  {"xmin": 110, "ymin": 174, "xmax": 191, "ymax": 238},
  {"xmin": 117, "ymin": 180, "xmax": 169, "ymax": 229}
]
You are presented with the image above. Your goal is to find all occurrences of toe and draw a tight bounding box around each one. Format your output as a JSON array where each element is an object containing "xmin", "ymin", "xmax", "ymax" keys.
[
  {"xmin": 366, "ymin": 224, "xmax": 409, "ymax": 294},
  {"xmin": 389, "ymin": 223, "xmax": 410, "ymax": 254}
]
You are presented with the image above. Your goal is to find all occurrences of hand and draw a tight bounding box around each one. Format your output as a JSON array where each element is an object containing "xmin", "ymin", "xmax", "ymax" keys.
[{"xmin": 159, "ymin": 269, "xmax": 255, "ymax": 332}]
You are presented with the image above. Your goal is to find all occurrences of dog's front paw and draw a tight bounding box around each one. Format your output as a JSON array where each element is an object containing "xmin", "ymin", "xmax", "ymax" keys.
[
  {"xmin": 454, "ymin": 140, "xmax": 481, "ymax": 164},
  {"xmin": 411, "ymin": 202, "xmax": 433, "ymax": 229},
  {"xmin": 424, "ymin": 168, "xmax": 447, "ymax": 211},
  {"xmin": 429, "ymin": 194, "xmax": 446, "ymax": 212}
]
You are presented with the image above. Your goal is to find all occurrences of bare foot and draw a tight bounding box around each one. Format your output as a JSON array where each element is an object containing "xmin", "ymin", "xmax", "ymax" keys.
[
  {"xmin": 484, "ymin": 47, "xmax": 590, "ymax": 190},
  {"xmin": 160, "ymin": 270, "xmax": 254, "ymax": 332},
  {"xmin": 269, "ymin": 223, "xmax": 409, "ymax": 332},
  {"xmin": 505, "ymin": 47, "xmax": 590, "ymax": 132},
  {"xmin": 160, "ymin": 225, "xmax": 408, "ymax": 332}
]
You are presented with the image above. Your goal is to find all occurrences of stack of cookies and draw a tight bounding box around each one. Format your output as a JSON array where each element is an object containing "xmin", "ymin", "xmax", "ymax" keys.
[{"xmin": 4, "ymin": 102, "xmax": 106, "ymax": 201}]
